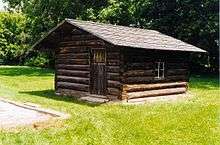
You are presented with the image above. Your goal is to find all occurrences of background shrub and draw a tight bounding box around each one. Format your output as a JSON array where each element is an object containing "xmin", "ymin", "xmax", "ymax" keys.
[
  {"xmin": 24, "ymin": 52, "xmax": 50, "ymax": 68},
  {"xmin": 0, "ymin": 12, "xmax": 29, "ymax": 64}
]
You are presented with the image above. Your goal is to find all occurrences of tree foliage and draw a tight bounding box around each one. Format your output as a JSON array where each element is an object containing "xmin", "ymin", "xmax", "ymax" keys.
[
  {"xmin": 2, "ymin": 0, "xmax": 219, "ymax": 71},
  {"xmin": 0, "ymin": 12, "xmax": 29, "ymax": 64},
  {"xmin": 4, "ymin": 0, "xmax": 109, "ymax": 43}
]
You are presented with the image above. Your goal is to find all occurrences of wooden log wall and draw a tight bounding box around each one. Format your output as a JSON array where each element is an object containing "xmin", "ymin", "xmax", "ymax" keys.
[
  {"xmin": 121, "ymin": 49, "xmax": 190, "ymax": 100},
  {"xmin": 123, "ymin": 49, "xmax": 190, "ymax": 84},
  {"xmin": 55, "ymin": 27, "xmax": 105, "ymax": 94},
  {"xmin": 123, "ymin": 82, "xmax": 187, "ymax": 99},
  {"xmin": 106, "ymin": 46, "xmax": 122, "ymax": 99}
]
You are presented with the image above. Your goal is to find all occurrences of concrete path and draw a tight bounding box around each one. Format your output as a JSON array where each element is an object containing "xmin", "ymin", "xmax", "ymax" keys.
[{"xmin": 0, "ymin": 100, "xmax": 53, "ymax": 128}]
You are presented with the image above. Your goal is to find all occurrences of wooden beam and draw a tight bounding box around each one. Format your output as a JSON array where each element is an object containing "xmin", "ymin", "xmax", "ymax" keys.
[
  {"xmin": 127, "ymin": 87, "xmax": 186, "ymax": 99},
  {"xmin": 123, "ymin": 82, "xmax": 187, "ymax": 92},
  {"xmin": 57, "ymin": 47, "xmax": 88, "ymax": 53},
  {"xmin": 107, "ymin": 88, "xmax": 121, "ymax": 96},
  {"xmin": 56, "ymin": 59, "xmax": 89, "ymax": 65},
  {"xmin": 63, "ymin": 34, "xmax": 97, "ymax": 41},
  {"xmin": 126, "ymin": 62, "xmax": 153, "ymax": 70},
  {"xmin": 123, "ymin": 76, "xmax": 153, "ymax": 84},
  {"xmin": 59, "ymin": 40, "xmax": 105, "ymax": 47},
  {"xmin": 107, "ymin": 52, "xmax": 120, "ymax": 59},
  {"xmin": 107, "ymin": 59, "xmax": 120, "ymax": 66},
  {"xmin": 107, "ymin": 72, "xmax": 120, "ymax": 81},
  {"xmin": 106, "ymin": 66, "xmax": 120, "ymax": 73},
  {"xmin": 123, "ymin": 70, "xmax": 154, "ymax": 77},
  {"xmin": 107, "ymin": 80, "xmax": 122, "ymax": 88},
  {"xmin": 56, "ymin": 64, "xmax": 90, "ymax": 71},
  {"xmin": 56, "ymin": 53, "xmax": 89, "ymax": 59},
  {"xmin": 57, "ymin": 76, "xmax": 89, "ymax": 84},
  {"xmin": 57, "ymin": 82, "xmax": 89, "ymax": 91},
  {"xmin": 167, "ymin": 69, "xmax": 188, "ymax": 75},
  {"xmin": 57, "ymin": 69, "xmax": 90, "ymax": 77}
]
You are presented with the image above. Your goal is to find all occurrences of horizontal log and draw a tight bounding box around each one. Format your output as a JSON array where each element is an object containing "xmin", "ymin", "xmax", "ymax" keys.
[
  {"xmin": 56, "ymin": 58, "xmax": 89, "ymax": 65},
  {"xmin": 63, "ymin": 34, "xmax": 97, "ymax": 41},
  {"xmin": 107, "ymin": 72, "xmax": 120, "ymax": 81},
  {"xmin": 106, "ymin": 66, "xmax": 120, "ymax": 73},
  {"xmin": 57, "ymin": 69, "xmax": 90, "ymax": 77},
  {"xmin": 59, "ymin": 40, "xmax": 105, "ymax": 47},
  {"xmin": 125, "ymin": 57, "xmax": 152, "ymax": 63},
  {"xmin": 108, "ymin": 80, "xmax": 122, "ymax": 88},
  {"xmin": 125, "ymin": 49, "xmax": 148, "ymax": 54},
  {"xmin": 56, "ymin": 55, "xmax": 89, "ymax": 60},
  {"xmin": 125, "ymin": 53, "xmax": 151, "ymax": 57},
  {"xmin": 56, "ymin": 88, "xmax": 88, "ymax": 97},
  {"xmin": 123, "ymin": 75, "xmax": 188, "ymax": 84},
  {"xmin": 106, "ymin": 48, "xmax": 120, "ymax": 52},
  {"xmin": 123, "ymin": 70, "xmax": 154, "ymax": 77},
  {"xmin": 123, "ymin": 82, "xmax": 187, "ymax": 92},
  {"xmin": 56, "ymin": 64, "xmax": 90, "ymax": 71},
  {"xmin": 167, "ymin": 65, "xmax": 189, "ymax": 69},
  {"xmin": 107, "ymin": 88, "xmax": 121, "ymax": 96},
  {"xmin": 107, "ymin": 95, "xmax": 119, "ymax": 100},
  {"xmin": 126, "ymin": 62, "xmax": 153, "ymax": 70},
  {"xmin": 127, "ymin": 87, "xmax": 186, "ymax": 99},
  {"xmin": 57, "ymin": 47, "xmax": 88, "ymax": 53},
  {"xmin": 60, "ymin": 45, "xmax": 104, "ymax": 51},
  {"xmin": 107, "ymin": 52, "xmax": 120, "ymax": 55},
  {"xmin": 107, "ymin": 52, "xmax": 120, "ymax": 59},
  {"xmin": 167, "ymin": 69, "xmax": 188, "ymax": 75},
  {"xmin": 166, "ymin": 75, "xmax": 188, "ymax": 81},
  {"xmin": 167, "ymin": 62, "xmax": 189, "ymax": 69},
  {"xmin": 57, "ymin": 76, "xmax": 89, "ymax": 84},
  {"xmin": 123, "ymin": 76, "xmax": 154, "ymax": 84},
  {"xmin": 167, "ymin": 62, "xmax": 187, "ymax": 66},
  {"xmin": 56, "ymin": 53, "xmax": 89, "ymax": 59},
  {"xmin": 107, "ymin": 59, "xmax": 120, "ymax": 66},
  {"xmin": 57, "ymin": 82, "xmax": 89, "ymax": 92},
  {"xmin": 127, "ymin": 93, "xmax": 187, "ymax": 103}
]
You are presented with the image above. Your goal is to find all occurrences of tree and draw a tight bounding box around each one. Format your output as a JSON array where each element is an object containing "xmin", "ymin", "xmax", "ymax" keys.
[
  {"xmin": 3, "ymin": 0, "xmax": 219, "ymax": 72},
  {"xmin": 0, "ymin": 12, "xmax": 29, "ymax": 64},
  {"xmin": 4, "ymin": 0, "xmax": 109, "ymax": 43}
]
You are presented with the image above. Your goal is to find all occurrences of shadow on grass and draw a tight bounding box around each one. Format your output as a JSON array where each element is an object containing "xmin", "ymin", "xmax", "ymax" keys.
[
  {"xmin": 0, "ymin": 66, "xmax": 54, "ymax": 76},
  {"xmin": 19, "ymin": 89, "xmax": 100, "ymax": 107},
  {"xmin": 189, "ymin": 74, "xmax": 219, "ymax": 90}
]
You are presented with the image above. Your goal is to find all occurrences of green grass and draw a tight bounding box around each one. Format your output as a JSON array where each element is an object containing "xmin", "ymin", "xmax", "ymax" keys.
[{"xmin": 0, "ymin": 65, "xmax": 219, "ymax": 145}]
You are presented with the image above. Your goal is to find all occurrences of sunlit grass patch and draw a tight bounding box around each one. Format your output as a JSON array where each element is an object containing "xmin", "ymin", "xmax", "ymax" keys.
[{"xmin": 0, "ymin": 66, "xmax": 219, "ymax": 145}]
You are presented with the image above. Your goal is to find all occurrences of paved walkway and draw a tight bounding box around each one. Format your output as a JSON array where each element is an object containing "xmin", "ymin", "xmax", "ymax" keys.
[{"xmin": 0, "ymin": 101, "xmax": 52, "ymax": 128}]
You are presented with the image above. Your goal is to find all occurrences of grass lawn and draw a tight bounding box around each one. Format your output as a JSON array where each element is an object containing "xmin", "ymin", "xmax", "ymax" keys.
[{"xmin": 0, "ymin": 65, "xmax": 219, "ymax": 145}]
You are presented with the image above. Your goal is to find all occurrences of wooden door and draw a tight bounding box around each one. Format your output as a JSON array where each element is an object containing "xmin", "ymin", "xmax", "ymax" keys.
[{"xmin": 90, "ymin": 49, "xmax": 107, "ymax": 95}]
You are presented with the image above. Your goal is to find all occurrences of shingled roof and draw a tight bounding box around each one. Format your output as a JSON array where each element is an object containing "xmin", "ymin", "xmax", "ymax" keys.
[{"xmin": 33, "ymin": 19, "xmax": 206, "ymax": 52}]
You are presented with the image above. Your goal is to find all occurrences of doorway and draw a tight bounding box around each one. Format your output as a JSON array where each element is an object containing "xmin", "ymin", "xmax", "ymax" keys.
[{"xmin": 90, "ymin": 49, "xmax": 107, "ymax": 95}]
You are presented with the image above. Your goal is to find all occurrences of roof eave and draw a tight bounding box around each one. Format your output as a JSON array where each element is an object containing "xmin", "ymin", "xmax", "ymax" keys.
[{"xmin": 115, "ymin": 43, "xmax": 207, "ymax": 53}]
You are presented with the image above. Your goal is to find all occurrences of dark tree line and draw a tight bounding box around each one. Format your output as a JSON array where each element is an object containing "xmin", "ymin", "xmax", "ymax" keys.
[{"xmin": 2, "ymin": 0, "xmax": 219, "ymax": 72}]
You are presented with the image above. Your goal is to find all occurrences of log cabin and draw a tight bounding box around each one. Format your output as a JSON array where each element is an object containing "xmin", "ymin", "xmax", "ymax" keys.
[{"xmin": 32, "ymin": 19, "xmax": 206, "ymax": 102}]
